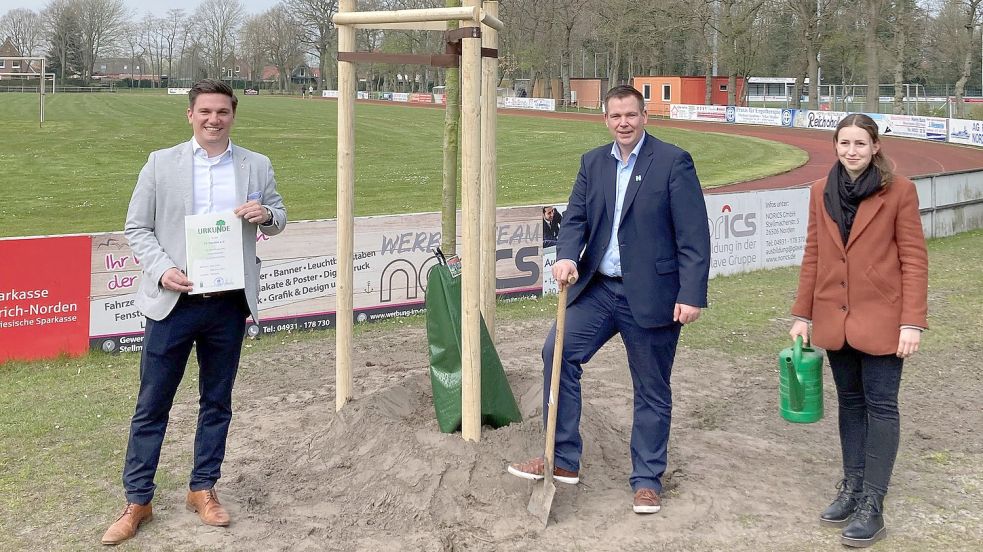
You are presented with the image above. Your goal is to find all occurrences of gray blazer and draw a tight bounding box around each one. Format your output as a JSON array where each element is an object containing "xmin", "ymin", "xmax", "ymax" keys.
[{"xmin": 124, "ymin": 141, "xmax": 286, "ymax": 323}]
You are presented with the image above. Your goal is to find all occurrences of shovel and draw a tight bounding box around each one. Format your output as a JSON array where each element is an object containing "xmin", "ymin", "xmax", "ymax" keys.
[{"xmin": 527, "ymin": 274, "xmax": 576, "ymax": 527}]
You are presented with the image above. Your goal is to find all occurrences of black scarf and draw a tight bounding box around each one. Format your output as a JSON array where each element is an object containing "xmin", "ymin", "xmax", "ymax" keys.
[{"xmin": 823, "ymin": 162, "xmax": 881, "ymax": 245}]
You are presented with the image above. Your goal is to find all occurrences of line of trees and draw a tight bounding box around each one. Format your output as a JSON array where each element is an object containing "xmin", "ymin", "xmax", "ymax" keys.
[{"xmin": 1, "ymin": 0, "xmax": 981, "ymax": 113}]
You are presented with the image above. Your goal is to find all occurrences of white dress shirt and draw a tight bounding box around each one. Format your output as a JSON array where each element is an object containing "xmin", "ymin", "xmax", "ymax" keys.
[{"xmin": 191, "ymin": 137, "xmax": 236, "ymax": 215}]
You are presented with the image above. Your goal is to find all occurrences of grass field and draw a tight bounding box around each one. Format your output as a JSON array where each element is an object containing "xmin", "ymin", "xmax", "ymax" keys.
[
  {"xmin": 1, "ymin": 228, "xmax": 980, "ymax": 549},
  {"xmin": 0, "ymin": 91, "xmax": 807, "ymax": 238}
]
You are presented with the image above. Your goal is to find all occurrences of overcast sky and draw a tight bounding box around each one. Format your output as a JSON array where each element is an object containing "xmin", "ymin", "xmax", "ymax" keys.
[{"xmin": 0, "ymin": 0, "xmax": 281, "ymax": 19}]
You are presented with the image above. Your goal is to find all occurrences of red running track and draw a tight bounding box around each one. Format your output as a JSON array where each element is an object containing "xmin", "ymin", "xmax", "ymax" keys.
[{"xmin": 352, "ymin": 100, "xmax": 983, "ymax": 192}]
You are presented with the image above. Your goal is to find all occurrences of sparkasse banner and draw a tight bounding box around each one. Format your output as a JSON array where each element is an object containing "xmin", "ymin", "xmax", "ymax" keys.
[{"xmin": 0, "ymin": 236, "xmax": 92, "ymax": 362}]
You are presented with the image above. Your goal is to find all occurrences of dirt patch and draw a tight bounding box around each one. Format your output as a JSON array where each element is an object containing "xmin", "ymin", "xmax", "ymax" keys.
[{"xmin": 132, "ymin": 319, "xmax": 982, "ymax": 551}]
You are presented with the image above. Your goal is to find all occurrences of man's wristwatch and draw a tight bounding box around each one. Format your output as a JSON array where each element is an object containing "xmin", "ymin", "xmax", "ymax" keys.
[{"xmin": 260, "ymin": 206, "xmax": 275, "ymax": 227}]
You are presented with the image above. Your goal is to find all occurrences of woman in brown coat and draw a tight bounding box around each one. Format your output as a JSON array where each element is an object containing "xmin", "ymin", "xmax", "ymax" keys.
[{"xmin": 790, "ymin": 113, "xmax": 928, "ymax": 548}]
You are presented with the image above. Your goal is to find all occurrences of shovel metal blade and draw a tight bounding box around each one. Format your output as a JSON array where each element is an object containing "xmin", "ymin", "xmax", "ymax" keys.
[{"xmin": 527, "ymin": 478, "xmax": 556, "ymax": 527}]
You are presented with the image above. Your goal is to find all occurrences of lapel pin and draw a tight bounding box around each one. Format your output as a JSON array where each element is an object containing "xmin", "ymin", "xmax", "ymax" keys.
[{"xmin": 635, "ymin": 175, "xmax": 641, "ymax": 182}]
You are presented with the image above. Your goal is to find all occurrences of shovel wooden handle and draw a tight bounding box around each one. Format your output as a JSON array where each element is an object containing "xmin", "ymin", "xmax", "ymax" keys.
[{"xmin": 543, "ymin": 275, "xmax": 576, "ymax": 482}]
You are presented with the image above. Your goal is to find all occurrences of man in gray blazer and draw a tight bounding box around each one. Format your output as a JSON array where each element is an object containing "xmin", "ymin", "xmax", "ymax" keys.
[{"xmin": 102, "ymin": 79, "xmax": 286, "ymax": 545}]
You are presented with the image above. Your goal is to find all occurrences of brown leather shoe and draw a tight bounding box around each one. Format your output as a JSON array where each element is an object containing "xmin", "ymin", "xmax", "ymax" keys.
[
  {"xmin": 101, "ymin": 502, "xmax": 153, "ymax": 545},
  {"xmin": 506, "ymin": 456, "xmax": 579, "ymax": 484},
  {"xmin": 633, "ymin": 488, "xmax": 662, "ymax": 514},
  {"xmin": 186, "ymin": 488, "xmax": 231, "ymax": 526}
]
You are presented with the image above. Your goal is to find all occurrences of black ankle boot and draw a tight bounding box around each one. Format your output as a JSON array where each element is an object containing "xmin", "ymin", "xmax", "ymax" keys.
[
  {"xmin": 820, "ymin": 477, "xmax": 863, "ymax": 527},
  {"xmin": 841, "ymin": 493, "xmax": 886, "ymax": 547}
]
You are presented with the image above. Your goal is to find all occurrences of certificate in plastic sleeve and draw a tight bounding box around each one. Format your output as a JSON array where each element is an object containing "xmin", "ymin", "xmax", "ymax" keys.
[{"xmin": 185, "ymin": 211, "xmax": 245, "ymax": 295}]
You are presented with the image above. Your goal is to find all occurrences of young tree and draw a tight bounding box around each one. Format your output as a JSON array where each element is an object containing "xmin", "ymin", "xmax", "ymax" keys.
[{"xmin": 442, "ymin": 0, "xmax": 461, "ymax": 255}]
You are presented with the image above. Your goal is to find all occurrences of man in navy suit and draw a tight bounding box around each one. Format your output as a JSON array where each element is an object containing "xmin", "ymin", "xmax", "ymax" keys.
[{"xmin": 509, "ymin": 85, "xmax": 710, "ymax": 514}]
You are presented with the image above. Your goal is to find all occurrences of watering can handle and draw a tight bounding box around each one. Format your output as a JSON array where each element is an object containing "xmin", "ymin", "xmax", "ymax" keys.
[
  {"xmin": 793, "ymin": 335, "xmax": 804, "ymax": 368},
  {"xmin": 786, "ymin": 335, "xmax": 805, "ymax": 412}
]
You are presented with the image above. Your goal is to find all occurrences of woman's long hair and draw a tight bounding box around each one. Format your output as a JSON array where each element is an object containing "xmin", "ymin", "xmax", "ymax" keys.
[{"xmin": 833, "ymin": 113, "xmax": 894, "ymax": 187}]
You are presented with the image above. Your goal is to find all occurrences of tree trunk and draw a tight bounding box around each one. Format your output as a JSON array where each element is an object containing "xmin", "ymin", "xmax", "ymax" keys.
[
  {"xmin": 892, "ymin": 9, "xmax": 907, "ymax": 115},
  {"xmin": 610, "ymin": 40, "xmax": 622, "ymax": 85},
  {"xmin": 953, "ymin": 1, "xmax": 982, "ymax": 117},
  {"xmin": 318, "ymin": 44, "xmax": 328, "ymax": 90},
  {"xmin": 441, "ymin": 0, "xmax": 462, "ymax": 255},
  {"xmin": 806, "ymin": 41, "xmax": 819, "ymax": 109},
  {"xmin": 562, "ymin": 34, "xmax": 573, "ymax": 106},
  {"xmin": 705, "ymin": 67, "xmax": 712, "ymax": 105},
  {"xmin": 863, "ymin": 0, "xmax": 882, "ymax": 113},
  {"xmin": 954, "ymin": 42, "xmax": 972, "ymax": 117}
]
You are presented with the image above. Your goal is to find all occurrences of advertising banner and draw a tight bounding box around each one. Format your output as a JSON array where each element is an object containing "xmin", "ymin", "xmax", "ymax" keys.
[
  {"xmin": 88, "ymin": 207, "xmax": 544, "ymax": 353},
  {"xmin": 733, "ymin": 107, "xmax": 784, "ymax": 126},
  {"xmin": 0, "ymin": 236, "xmax": 92, "ymax": 362},
  {"xmin": 948, "ymin": 117, "xmax": 983, "ymax": 146},
  {"xmin": 409, "ymin": 93, "xmax": 432, "ymax": 104},
  {"xmin": 497, "ymin": 97, "xmax": 556, "ymax": 111},
  {"xmin": 540, "ymin": 189, "xmax": 809, "ymax": 295},
  {"xmin": 322, "ymin": 90, "xmax": 339, "ymax": 98},
  {"xmin": 692, "ymin": 105, "xmax": 728, "ymax": 122},
  {"xmin": 669, "ymin": 104, "xmax": 693, "ymax": 120},
  {"xmin": 791, "ymin": 109, "xmax": 849, "ymax": 130},
  {"xmin": 704, "ymin": 189, "xmax": 810, "ymax": 278},
  {"xmin": 781, "ymin": 109, "xmax": 796, "ymax": 127},
  {"xmin": 669, "ymin": 104, "xmax": 728, "ymax": 122},
  {"xmin": 882, "ymin": 115, "xmax": 947, "ymax": 142},
  {"xmin": 392, "ymin": 93, "xmax": 409, "ymax": 102},
  {"xmin": 89, "ymin": 233, "xmax": 144, "ymax": 352},
  {"xmin": 167, "ymin": 88, "xmax": 191, "ymax": 95}
]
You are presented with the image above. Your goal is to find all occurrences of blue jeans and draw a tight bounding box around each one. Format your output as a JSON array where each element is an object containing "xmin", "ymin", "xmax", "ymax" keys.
[
  {"xmin": 122, "ymin": 293, "xmax": 247, "ymax": 505},
  {"xmin": 827, "ymin": 343, "xmax": 904, "ymax": 497},
  {"xmin": 542, "ymin": 275, "xmax": 681, "ymax": 493}
]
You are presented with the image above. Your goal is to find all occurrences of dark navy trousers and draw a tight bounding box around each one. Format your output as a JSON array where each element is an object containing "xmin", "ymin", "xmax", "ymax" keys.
[
  {"xmin": 542, "ymin": 275, "xmax": 681, "ymax": 493},
  {"xmin": 827, "ymin": 343, "xmax": 904, "ymax": 497},
  {"xmin": 122, "ymin": 293, "xmax": 247, "ymax": 505}
]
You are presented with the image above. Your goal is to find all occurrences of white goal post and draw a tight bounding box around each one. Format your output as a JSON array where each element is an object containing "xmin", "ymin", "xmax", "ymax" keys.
[{"xmin": 0, "ymin": 56, "xmax": 49, "ymax": 126}]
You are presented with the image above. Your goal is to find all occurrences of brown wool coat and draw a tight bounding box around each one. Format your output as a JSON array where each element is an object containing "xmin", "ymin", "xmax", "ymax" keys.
[{"xmin": 792, "ymin": 174, "xmax": 929, "ymax": 356}]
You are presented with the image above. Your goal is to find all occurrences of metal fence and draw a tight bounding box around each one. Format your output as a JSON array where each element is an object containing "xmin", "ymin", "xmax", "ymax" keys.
[{"xmin": 914, "ymin": 169, "xmax": 983, "ymax": 239}]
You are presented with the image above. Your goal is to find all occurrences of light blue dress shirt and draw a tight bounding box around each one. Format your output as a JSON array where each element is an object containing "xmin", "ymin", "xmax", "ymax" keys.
[{"xmin": 598, "ymin": 134, "xmax": 646, "ymax": 277}]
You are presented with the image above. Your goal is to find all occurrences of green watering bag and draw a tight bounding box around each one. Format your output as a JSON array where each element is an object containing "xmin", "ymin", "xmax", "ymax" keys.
[{"xmin": 425, "ymin": 256, "xmax": 522, "ymax": 433}]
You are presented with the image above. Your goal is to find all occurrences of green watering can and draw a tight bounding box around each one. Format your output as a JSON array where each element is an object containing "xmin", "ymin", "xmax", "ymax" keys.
[{"xmin": 779, "ymin": 336, "xmax": 824, "ymax": 423}]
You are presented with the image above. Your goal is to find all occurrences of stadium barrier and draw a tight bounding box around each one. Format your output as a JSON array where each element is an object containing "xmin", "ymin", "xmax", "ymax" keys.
[{"xmin": 668, "ymin": 104, "xmax": 983, "ymax": 148}]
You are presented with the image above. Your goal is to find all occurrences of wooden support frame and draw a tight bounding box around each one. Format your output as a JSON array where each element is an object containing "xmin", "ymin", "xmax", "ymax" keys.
[
  {"xmin": 336, "ymin": 0, "xmax": 356, "ymax": 412},
  {"xmin": 334, "ymin": 6, "xmax": 504, "ymax": 32},
  {"xmin": 333, "ymin": 2, "xmax": 502, "ymax": 443},
  {"xmin": 480, "ymin": 2, "xmax": 499, "ymax": 340},
  {"xmin": 458, "ymin": 0, "xmax": 483, "ymax": 442}
]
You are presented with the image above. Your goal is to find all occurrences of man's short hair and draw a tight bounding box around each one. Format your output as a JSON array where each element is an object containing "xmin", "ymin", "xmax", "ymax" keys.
[
  {"xmin": 603, "ymin": 85, "xmax": 645, "ymax": 112},
  {"xmin": 189, "ymin": 79, "xmax": 238, "ymax": 113}
]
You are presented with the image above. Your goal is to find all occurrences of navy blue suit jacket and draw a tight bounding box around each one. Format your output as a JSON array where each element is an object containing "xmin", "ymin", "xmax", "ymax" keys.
[{"xmin": 556, "ymin": 132, "xmax": 711, "ymax": 328}]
